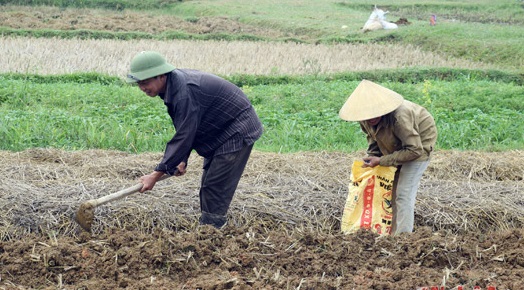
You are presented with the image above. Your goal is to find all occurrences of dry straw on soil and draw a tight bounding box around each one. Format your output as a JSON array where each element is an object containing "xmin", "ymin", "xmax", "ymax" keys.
[
  {"xmin": 1, "ymin": 37, "xmax": 493, "ymax": 77},
  {"xmin": 0, "ymin": 148, "xmax": 522, "ymax": 240}
]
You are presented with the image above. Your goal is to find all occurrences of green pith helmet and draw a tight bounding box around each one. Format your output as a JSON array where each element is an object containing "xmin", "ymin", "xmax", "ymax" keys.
[{"xmin": 126, "ymin": 51, "xmax": 176, "ymax": 83}]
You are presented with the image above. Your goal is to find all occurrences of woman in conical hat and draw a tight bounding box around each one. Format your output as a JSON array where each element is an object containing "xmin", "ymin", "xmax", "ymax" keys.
[{"xmin": 339, "ymin": 80, "xmax": 438, "ymax": 234}]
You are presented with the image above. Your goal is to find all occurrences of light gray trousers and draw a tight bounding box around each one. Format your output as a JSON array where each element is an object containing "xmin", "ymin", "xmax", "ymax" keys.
[{"xmin": 391, "ymin": 160, "xmax": 430, "ymax": 234}]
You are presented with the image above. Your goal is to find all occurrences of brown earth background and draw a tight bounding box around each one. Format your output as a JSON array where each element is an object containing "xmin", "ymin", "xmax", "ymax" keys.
[{"xmin": 1, "ymin": 5, "xmax": 524, "ymax": 290}]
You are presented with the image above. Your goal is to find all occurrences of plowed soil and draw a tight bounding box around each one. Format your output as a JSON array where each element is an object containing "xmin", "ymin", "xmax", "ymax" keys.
[{"xmin": 1, "ymin": 149, "xmax": 523, "ymax": 289}]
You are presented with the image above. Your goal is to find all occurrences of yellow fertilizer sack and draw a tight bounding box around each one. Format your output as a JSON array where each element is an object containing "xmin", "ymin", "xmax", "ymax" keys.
[{"xmin": 341, "ymin": 160, "xmax": 397, "ymax": 235}]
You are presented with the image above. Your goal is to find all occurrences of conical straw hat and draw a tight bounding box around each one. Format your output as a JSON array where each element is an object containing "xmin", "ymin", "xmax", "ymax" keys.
[{"xmin": 339, "ymin": 80, "xmax": 404, "ymax": 121}]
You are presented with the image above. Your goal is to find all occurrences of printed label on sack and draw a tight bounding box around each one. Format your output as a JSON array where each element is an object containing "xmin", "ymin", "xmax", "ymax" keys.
[
  {"xmin": 375, "ymin": 190, "xmax": 393, "ymax": 235},
  {"xmin": 360, "ymin": 176, "xmax": 375, "ymax": 229}
]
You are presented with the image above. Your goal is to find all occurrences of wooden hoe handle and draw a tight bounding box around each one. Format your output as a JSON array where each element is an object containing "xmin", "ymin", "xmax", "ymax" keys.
[{"xmin": 90, "ymin": 174, "xmax": 171, "ymax": 208}]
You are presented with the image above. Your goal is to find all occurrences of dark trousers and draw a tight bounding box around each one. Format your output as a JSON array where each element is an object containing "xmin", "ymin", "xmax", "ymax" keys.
[{"xmin": 199, "ymin": 144, "xmax": 254, "ymax": 227}]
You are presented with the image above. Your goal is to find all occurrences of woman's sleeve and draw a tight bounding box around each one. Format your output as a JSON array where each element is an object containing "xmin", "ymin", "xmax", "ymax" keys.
[{"xmin": 379, "ymin": 112, "xmax": 423, "ymax": 166}]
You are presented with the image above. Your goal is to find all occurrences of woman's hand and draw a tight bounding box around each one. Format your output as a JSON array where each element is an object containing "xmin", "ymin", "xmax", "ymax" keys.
[{"xmin": 362, "ymin": 156, "xmax": 380, "ymax": 168}]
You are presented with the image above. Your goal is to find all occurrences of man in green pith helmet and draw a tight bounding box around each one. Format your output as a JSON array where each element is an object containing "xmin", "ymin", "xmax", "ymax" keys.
[
  {"xmin": 127, "ymin": 51, "xmax": 263, "ymax": 229},
  {"xmin": 339, "ymin": 80, "xmax": 437, "ymax": 234}
]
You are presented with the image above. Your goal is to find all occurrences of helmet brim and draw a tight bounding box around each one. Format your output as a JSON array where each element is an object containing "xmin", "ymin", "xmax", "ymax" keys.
[{"xmin": 126, "ymin": 63, "xmax": 175, "ymax": 83}]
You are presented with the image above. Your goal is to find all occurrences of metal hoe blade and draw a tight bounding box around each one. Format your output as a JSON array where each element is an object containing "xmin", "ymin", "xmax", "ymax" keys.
[{"xmin": 74, "ymin": 202, "xmax": 95, "ymax": 232}]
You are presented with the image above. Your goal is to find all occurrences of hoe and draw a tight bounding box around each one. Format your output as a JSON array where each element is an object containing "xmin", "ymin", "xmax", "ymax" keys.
[{"xmin": 74, "ymin": 175, "xmax": 171, "ymax": 232}]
